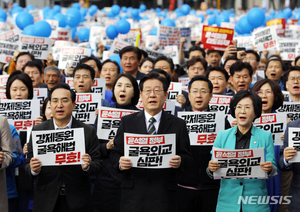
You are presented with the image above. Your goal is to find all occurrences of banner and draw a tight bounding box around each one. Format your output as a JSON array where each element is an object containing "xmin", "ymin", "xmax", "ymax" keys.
[
  {"xmin": 31, "ymin": 128, "xmax": 85, "ymax": 166},
  {"xmin": 124, "ymin": 133, "xmax": 176, "ymax": 168},
  {"xmin": 253, "ymin": 113, "xmax": 286, "ymax": 145},
  {"xmin": 278, "ymin": 39, "xmax": 300, "ymax": 61},
  {"xmin": 33, "ymin": 88, "xmax": 48, "ymax": 105},
  {"xmin": 19, "ymin": 35, "xmax": 51, "ymax": 59},
  {"xmin": 235, "ymin": 36, "xmax": 253, "ymax": 50},
  {"xmin": 0, "ymin": 99, "xmax": 40, "ymax": 131},
  {"xmin": 213, "ymin": 147, "xmax": 267, "ymax": 179},
  {"xmin": 164, "ymin": 46, "xmax": 179, "ymax": 64},
  {"xmin": 209, "ymin": 95, "xmax": 232, "ymax": 114},
  {"xmin": 201, "ymin": 25, "xmax": 234, "ymax": 51},
  {"xmin": 52, "ymin": 41, "xmax": 77, "ymax": 61},
  {"xmin": 253, "ymin": 25, "xmax": 279, "ymax": 51},
  {"xmin": 58, "ymin": 47, "xmax": 91, "ymax": 69},
  {"xmin": 72, "ymin": 93, "xmax": 101, "ymax": 124},
  {"xmin": 157, "ymin": 25, "xmax": 180, "ymax": 47},
  {"xmin": 277, "ymin": 102, "xmax": 300, "ymax": 121},
  {"xmin": 178, "ymin": 111, "xmax": 225, "ymax": 145},
  {"xmin": 0, "ymin": 29, "xmax": 20, "ymax": 42},
  {"xmin": 97, "ymin": 107, "xmax": 138, "ymax": 140},
  {"xmin": 108, "ymin": 39, "xmax": 131, "ymax": 57},
  {"xmin": 0, "ymin": 40, "xmax": 19, "ymax": 63},
  {"xmin": 145, "ymin": 35, "xmax": 158, "ymax": 48},
  {"xmin": 266, "ymin": 18, "xmax": 286, "ymax": 37}
]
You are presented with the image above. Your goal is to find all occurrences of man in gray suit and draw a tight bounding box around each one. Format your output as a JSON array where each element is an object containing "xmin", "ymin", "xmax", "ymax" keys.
[{"xmin": 279, "ymin": 118, "xmax": 300, "ymax": 211}]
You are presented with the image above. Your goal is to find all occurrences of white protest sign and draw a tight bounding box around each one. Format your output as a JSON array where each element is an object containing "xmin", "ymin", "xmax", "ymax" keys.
[
  {"xmin": 178, "ymin": 77, "xmax": 190, "ymax": 87},
  {"xmin": 145, "ymin": 35, "xmax": 158, "ymax": 48},
  {"xmin": 58, "ymin": 47, "xmax": 91, "ymax": 69},
  {"xmin": 118, "ymin": 29, "xmax": 140, "ymax": 46},
  {"xmin": 0, "ymin": 22, "xmax": 10, "ymax": 33},
  {"xmin": 19, "ymin": 35, "xmax": 51, "ymax": 59},
  {"xmin": 72, "ymin": 93, "xmax": 101, "ymax": 125},
  {"xmin": 164, "ymin": 45, "xmax": 179, "ymax": 64},
  {"xmin": 288, "ymin": 127, "xmax": 300, "ymax": 162},
  {"xmin": 65, "ymin": 77, "xmax": 106, "ymax": 98},
  {"xmin": 31, "ymin": 128, "xmax": 85, "ymax": 166},
  {"xmin": 124, "ymin": 133, "xmax": 176, "ymax": 168},
  {"xmin": 52, "ymin": 41, "xmax": 77, "ymax": 61},
  {"xmin": 180, "ymin": 27, "xmax": 191, "ymax": 51},
  {"xmin": 178, "ymin": 111, "xmax": 225, "ymax": 145},
  {"xmin": 213, "ymin": 147, "xmax": 267, "ymax": 179},
  {"xmin": 236, "ymin": 36, "xmax": 253, "ymax": 50},
  {"xmin": 157, "ymin": 25, "xmax": 180, "ymax": 48},
  {"xmin": 278, "ymin": 39, "xmax": 300, "ymax": 61},
  {"xmin": 209, "ymin": 95, "xmax": 232, "ymax": 115},
  {"xmin": 253, "ymin": 25, "xmax": 279, "ymax": 51},
  {"xmin": 29, "ymin": 9, "xmax": 43, "ymax": 22},
  {"xmin": 168, "ymin": 82, "xmax": 182, "ymax": 101},
  {"xmin": 0, "ymin": 40, "xmax": 19, "ymax": 63},
  {"xmin": 89, "ymin": 26, "xmax": 105, "ymax": 46},
  {"xmin": 0, "ymin": 99, "xmax": 40, "ymax": 131},
  {"xmin": 277, "ymin": 102, "xmax": 300, "ymax": 122},
  {"xmin": 46, "ymin": 20, "xmax": 59, "ymax": 38},
  {"xmin": 33, "ymin": 88, "xmax": 48, "ymax": 105},
  {"xmin": 0, "ymin": 28, "xmax": 20, "ymax": 42},
  {"xmin": 0, "ymin": 89, "xmax": 7, "ymax": 99},
  {"xmin": 52, "ymin": 27, "xmax": 72, "ymax": 42},
  {"xmin": 97, "ymin": 107, "xmax": 138, "ymax": 140},
  {"xmin": 221, "ymin": 22, "xmax": 235, "ymax": 29},
  {"xmin": 143, "ymin": 48, "xmax": 164, "ymax": 59},
  {"xmin": 108, "ymin": 39, "xmax": 131, "ymax": 57},
  {"xmin": 253, "ymin": 113, "xmax": 286, "ymax": 145},
  {"xmin": 0, "ymin": 75, "xmax": 9, "ymax": 86}
]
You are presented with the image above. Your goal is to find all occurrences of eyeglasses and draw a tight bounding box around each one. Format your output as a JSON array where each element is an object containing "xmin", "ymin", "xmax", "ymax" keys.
[
  {"xmin": 51, "ymin": 98, "xmax": 70, "ymax": 105},
  {"xmin": 235, "ymin": 105, "xmax": 252, "ymax": 112},
  {"xmin": 256, "ymin": 90, "xmax": 273, "ymax": 96},
  {"xmin": 189, "ymin": 67, "xmax": 204, "ymax": 71},
  {"xmin": 243, "ymin": 57, "xmax": 256, "ymax": 62},
  {"xmin": 191, "ymin": 90, "xmax": 209, "ymax": 95},
  {"xmin": 143, "ymin": 89, "xmax": 164, "ymax": 95},
  {"xmin": 17, "ymin": 59, "xmax": 30, "ymax": 64},
  {"xmin": 209, "ymin": 76, "xmax": 225, "ymax": 81},
  {"xmin": 289, "ymin": 76, "xmax": 300, "ymax": 82}
]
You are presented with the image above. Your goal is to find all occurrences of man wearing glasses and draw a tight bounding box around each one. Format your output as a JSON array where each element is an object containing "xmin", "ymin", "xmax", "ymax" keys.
[
  {"xmin": 15, "ymin": 52, "xmax": 35, "ymax": 71},
  {"xmin": 241, "ymin": 50, "xmax": 263, "ymax": 85},
  {"xmin": 110, "ymin": 72, "xmax": 192, "ymax": 212},
  {"xmin": 284, "ymin": 66, "xmax": 300, "ymax": 102}
]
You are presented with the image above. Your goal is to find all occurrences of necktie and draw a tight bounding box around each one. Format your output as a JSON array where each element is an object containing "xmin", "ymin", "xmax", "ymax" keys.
[{"xmin": 147, "ymin": 117, "xmax": 156, "ymax": 135}]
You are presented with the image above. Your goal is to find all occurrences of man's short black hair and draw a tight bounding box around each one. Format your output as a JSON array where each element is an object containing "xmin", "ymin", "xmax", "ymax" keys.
[
  {"xmin": 16, "ymin": 52, "xmax": 35, "ymax": 63},
  {"xmin": 140, "ymin": 49, "xmax": 148, "ymax": 59},
  {"xmin": 73, "ymin": 64, "xmax": 95, "ymax": 80},
  {"xmin": 230, "ymin": 90, "xmax": 262, "ymax": 120},
  {"xmin": 246, "ymin": 50, "xmax": 260, "ymax": 62},
  {"xmin": 79, "ymin": 56, "xmax": 102, "ymax": 72},
  {"xmin": 207, "ymin": 50, "xmax": 222, "ymax": 57},
  {"xmin": 230, "ymin": 61, "xmax": 253, "ymax": 77},
  {"xmin": 139, "ymin": 72, "xmax": 168, "ymax": 92},
  {"xmin": 22, "ymin": 61, "xmax": 43, "ymax": 75},
  {"xmin": 6, "ymin": 70, "xmax": 33, "ymax": 99},
  {"xmin": 283, "ymin": 66, "xmax": 300, "ymax": 90},
  {"xmin": 150, "ymin": 69, "xmax": 171, "ymax": 88},
  {"xmin": 187, "ymin": 57, "xmax": 207, "ymax": 71},
  {"xmin": 119, "ymin": 46, "xmax": 141, "ymax": 61},
  {"xmin": 206, "ymin": 66, "xmax": 229, "ymax": 82},
  {"xmin": 101, "ymin": 59, "xmax": 120, "ymax": 74},
  {"xmin": 154, "ymin": 56, "xmax": 174, "ymax": 72},
  {"xmin": 49, "ymin": 82, "xmax": 76, "ymax": 103},
  {"xmin": 223, "ymin": 56, "xmax": 239, "ymax": 68},
  {"xmin": 188, "ymin": 75, "xmax": 213, "ymax": 94},
  {"xmin": 188, "ymin": 46, "xmax": 206, "ymax": 58},
  {"xmin": 111, "ymin": 73, "xmax": 140, "ymax": 105}
]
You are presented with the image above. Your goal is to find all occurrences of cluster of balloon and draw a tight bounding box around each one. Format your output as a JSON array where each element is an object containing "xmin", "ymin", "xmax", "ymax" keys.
[
  {"xmin": 89, "ymin": 5, "xmax": 98, "ymax": 16},
  {"xmin": 25, "ymin": 5, "xmax": 35, "ymax": 12},
  {"xmin": 106, "ymin": 19, "xmax": 131, "ymax": 39},
  {"xmin": 16, "ymin": 11, "xmax": 34, "ymax": 30},
  {"xmin": 180, "ymin": 4, "xmax": 191, "ymax": 15},
  {"xmin": 22, "ymin": 20, "xmax": 52, "ymax": 37},
  {"xmin": 65, "ymin": 8, "xmax": 81, "ymax": 28},
  {"xmin": 77, "ymin": 27, "xmax": 90, "ymax": 42},
  {"xmin": 0, "ymin": 9, "xmax": 7, "ymax": 22}
]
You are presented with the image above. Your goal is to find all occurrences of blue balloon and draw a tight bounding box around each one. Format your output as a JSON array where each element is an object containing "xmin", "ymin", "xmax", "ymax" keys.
[
  {"xmin": 12, "ymin": 6, "xmax": 23, "ymax": 15},
  {"xmin": 176, "ymin": 11, "xmax": 184, "ymax": 18},
  {"xmin": 197, "ymin": 14, "xmax": 205, "ymax": 23},
  {"xmin": 54, "ymin": 13, "xmax": 66, "ymax": 27},
  {"xmin": 0, "ymin": 18, "xmax": 5, "ymax": 22},
  {"xmin": 26, "ymin": 5, "xmax": 35, "ymax": 11},
  {"xmin": 229, "ymin": 13, "xmax": 235, "ymax": 18},
  {"xmin": 206, "ymin": 9, "xmax": 213, "ymax": 15},
  {"xmin": 80, "ymin": 8, "xmax": 88, "ymax": 17},
  {"xmin": 161, "ymin": 18, "xmax": 176, "ymax": 27},
  {"xmin": 190, "ymin": 9, "xmax": 196, "ymax": 15},
  {"xmin": 234, "ymin": 23, "xmax": 242, "ymax": 34},
  {"xmin": 150, "ymin": 28, "xmax": 157, "ymax": 35},
  {"xmin": 238, "ymin": 16, "xmax": 254, "ymax": 34},
  {"xmin": 132, "ymin": 9, "xmax": 139, "ymax": 17},
  {"xmin": 208, "ymin": 16, "xmax": 216, "ymax": 25},
  {"xmin": 284, "ymin": 8, "xmax": 292, "ymax": 19},
  {"xmin": 72, "ymin": 3, "xmax": 81, "ymax": 10},
  {"xmin": 247, "ymin": 7, "xmax": 265, "ymax": 28},
  {"xmin": 109, "ymin": 54, "xmax": 123, "ymax": 72},
  {"xmin": 22, "ymin": 24, "xmax": 34, "ymax": 35},
  {"xmin": 89, "ymin": 5, "xmax": 98, "ymax": 16},
  {"xmin": 116, "ymin": 19, "xmax": 131, "ymax": 34},
  {"xmin": 0, "ymin": 10, "xmax": 7, "ymax": 21},
  {"xmin": 106, "ymin": 25, "xmax": 119, "ymax": 39},
  {"xmin": 33, "ymin": 21, "xmax": 52, "ymax": 37},
  {"xmin": 111, "ymin": 5, "xmax": 120, "ymax": 16},
  {"xmin": 156, "ymin": 8, "xmax": 161, "ymax": 13},
  {"xmin": 45, "ymin": 9, "xmax": 57, "ymax": 19},
  {"xmin": 122, "ymin": 7, "xmax": 127, "ymax": 13},
  {"xmin": 181, "ymin": 4, "xmax": 190, "ymax": 15},
  {"xmin": 139, "ymin": 4, "xmax": 147, "ymax": 12},
  {"xmin": 174, "ymin": 8, "xmax": 180, "ymax": 13},
  {"xmin": 65, "ymin": 8, "xmax": 81, "ymax": 27},
  {"xmin": 53, "ymin": 5, "xmax": 61, "ymax": 13},
  {"xmin": 230, "ymin": 8, "xmax": 235, "ymax": 13},
  {"xmin": 77, "ymin": 28, "xmax": 90, "ymax": 42},
  {"xmin": 107, "ymin": 10, "xmax": 115, "ymax": 18},
  {"xmin": 216, "ymin": 14, "xmax": 229, "ymax": 27},
  {"xmin": 12, "ymin": 3, "xmax": 19, "ymax": 9},
  {"xmin": 213, "ymin": 9, "xmax": 221, "ymax": 15},
  {"xmin": 16, "ymin": 12, "xmax": 34, "ymax": 30}
]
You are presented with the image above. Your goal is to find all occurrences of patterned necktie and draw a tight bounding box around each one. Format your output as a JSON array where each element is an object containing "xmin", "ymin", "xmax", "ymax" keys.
[{"xmin": 147, "ymin": 117, "xmax": 156, "ymax": 135}]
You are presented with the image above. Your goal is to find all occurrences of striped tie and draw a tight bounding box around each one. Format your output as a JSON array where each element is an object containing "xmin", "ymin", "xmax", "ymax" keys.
[{"xmin": 147, "ymin": 117, "xmax": 156, "ymax": 135}]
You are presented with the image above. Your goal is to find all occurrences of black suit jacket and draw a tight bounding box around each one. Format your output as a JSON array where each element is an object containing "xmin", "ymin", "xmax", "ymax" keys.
[
  {"xmin": 25, "ymin": 117, "xmax": 101, "ymax": 212},
  {"xmin": 110, "ymin": 110, "xmax": 192, "ymax": 212}
]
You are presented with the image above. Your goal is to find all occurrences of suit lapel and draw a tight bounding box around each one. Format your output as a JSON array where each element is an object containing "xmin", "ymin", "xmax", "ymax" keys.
[
  {"xmin": 134, "ymin": 111, "xmax": 148, "ymax": 134},
  {"xmin": 157, "ymin": 111, "xmax": 171, "ymax": 134},
  {"xmin": 250, "ymin": 126, "xmax": 259, "ymax": 149}
]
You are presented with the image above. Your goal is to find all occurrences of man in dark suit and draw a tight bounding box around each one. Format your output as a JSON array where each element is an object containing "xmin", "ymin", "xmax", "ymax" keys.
[
  {"xmin": 25, "ymin": 83, "xmax": 101, "ymax": 212},
  {"xmin": 110, "ymin": 72, "xmax": 192, "ymax": 212},
  {"xmin": 279, "ymin": 118, "xmax": 300, "ymax": 211}
]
